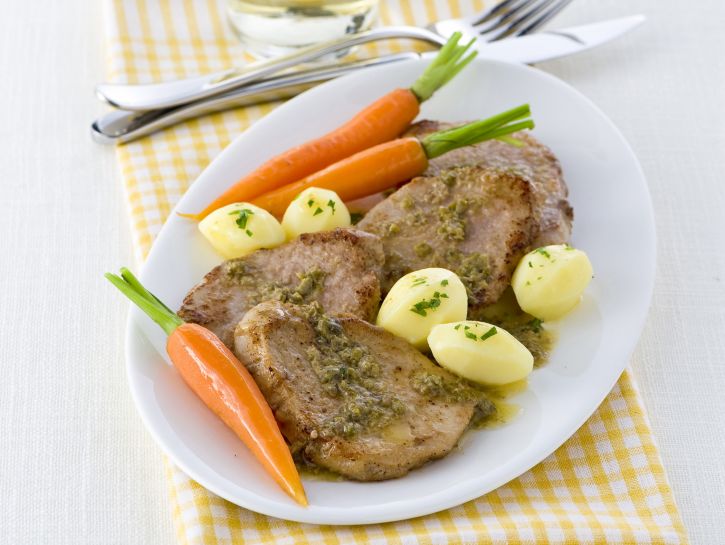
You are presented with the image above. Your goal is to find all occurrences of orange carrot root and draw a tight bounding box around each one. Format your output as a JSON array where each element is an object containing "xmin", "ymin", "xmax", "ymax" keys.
[
  {"xmin": 105, "ymin": 269, "xmax": 307, "ymax": 506},
  {"xmin": 191, "ymin": 88, "xmax": 419, "ymax": 220},
  {"xmin": 250, "ymin": 103, "xmax": 535, "ymax": 219},
  {"xmin": 251, "ymin": 138, "xmax": 428, "ymax": 218},
  {"xmin": 168, "ymin": 323, "xmax": 307, "ymax": 506},
  {"xmin": 187, "ymin": 33, "xmax": 480, "ymax": 221}
]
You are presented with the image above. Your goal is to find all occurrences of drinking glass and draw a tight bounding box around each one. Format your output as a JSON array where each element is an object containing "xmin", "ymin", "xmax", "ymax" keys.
[{"xmin": 227, "ymin": 0, "xmax": 380, "ymax": 57}]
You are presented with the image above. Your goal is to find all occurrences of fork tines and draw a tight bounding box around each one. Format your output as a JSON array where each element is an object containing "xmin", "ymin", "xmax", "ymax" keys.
[{"xmin": 474, "ymin": 0, "xmax": 575, "ymax": 40}]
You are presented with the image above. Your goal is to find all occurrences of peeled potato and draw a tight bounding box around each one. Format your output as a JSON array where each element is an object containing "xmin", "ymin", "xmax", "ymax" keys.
[
  {"xmin": 376, "ymin": 268, "xmax": 467, "ymax": 349},
  {"xmin": 511, "ymin": 244, "xmax": 593, "ymax": 321},
  {"xmin": 428, "ymin": 321, "xmax": 533, "ymax": 385},
  {"xmin": 199, "ymin": 203, "xmax": 285, "ymax": 259},
  {"xmin": 282, "ymin": 187, "xmax": 351, "ymax": 240}
]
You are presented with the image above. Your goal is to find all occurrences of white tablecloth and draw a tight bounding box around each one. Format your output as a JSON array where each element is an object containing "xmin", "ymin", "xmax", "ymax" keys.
[{"xmin": 0, "ymin": 1, "xmax": 723, "ymax": 544}]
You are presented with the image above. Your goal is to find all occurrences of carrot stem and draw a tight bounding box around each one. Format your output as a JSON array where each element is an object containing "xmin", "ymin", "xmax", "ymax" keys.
[
  {"xmin": 119, "ymin": 267, "xmax": 178, "ymax": 317},
  {"xmin": 105, "ymin": 271, "xmax": 183, "ymax": 336},
  {"xmin": 478, "ymin": 120, "xmax": 535, "ymax": 141},
  {"xmin": 410, "ymin": 32, "xmax": 478, "ymax": 102},
  {"xmin": 421, "ymin": 104, "xmax": 533, "ymax": 158},
  {"xmin": 495, "ymin": 135, "xmax": 525, "ymax": 147}
]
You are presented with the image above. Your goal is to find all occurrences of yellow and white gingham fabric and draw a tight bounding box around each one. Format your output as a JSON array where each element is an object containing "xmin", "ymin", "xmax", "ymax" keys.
[{"xmin": 104, "ymin": 1, "xmax": 689, "ymax": 543}]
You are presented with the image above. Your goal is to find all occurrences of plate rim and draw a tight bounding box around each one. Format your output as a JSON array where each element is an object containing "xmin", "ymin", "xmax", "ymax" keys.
[{"xmin": 125, "ymin": 57, "xmax": 657, "ymax": 525}]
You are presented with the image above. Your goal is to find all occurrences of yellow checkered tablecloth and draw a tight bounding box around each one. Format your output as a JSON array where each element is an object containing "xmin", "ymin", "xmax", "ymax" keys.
[{"xmin": 104, "ymin": 1, "xmax": 689, "ymax": 543}]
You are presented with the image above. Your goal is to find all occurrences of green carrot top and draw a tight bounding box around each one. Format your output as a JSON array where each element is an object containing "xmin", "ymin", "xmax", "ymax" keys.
[
  {"xmin": 105, "ymin": 268, "xmax": 183, "ymax": 336},
  {"xmin": 410, "ymin": 32, "xmax": 478, "ymax": 103},
  {"xmin": 421, "ymin": 103, "xmax": 535, "ymax": 159}
]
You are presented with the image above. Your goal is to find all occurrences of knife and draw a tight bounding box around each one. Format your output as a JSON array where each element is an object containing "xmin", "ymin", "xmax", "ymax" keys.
[{"xmin": 91, "ymin": 15, "xmax": 645, "ymax": 145}]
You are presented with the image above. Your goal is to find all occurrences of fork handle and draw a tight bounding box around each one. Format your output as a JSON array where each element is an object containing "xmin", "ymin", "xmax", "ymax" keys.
[
  {"xmin": 96, "ymin": 27, "xmax": 446, "ymax": 112},
  {"xmin": 91, "ymin": 51, "xmax": 426, "ymax": 145}
]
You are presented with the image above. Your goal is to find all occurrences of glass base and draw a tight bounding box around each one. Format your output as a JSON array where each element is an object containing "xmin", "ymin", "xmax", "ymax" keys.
[{"xmin": 227, "ymin": 0, "xmax": 379, "ymax": 58}]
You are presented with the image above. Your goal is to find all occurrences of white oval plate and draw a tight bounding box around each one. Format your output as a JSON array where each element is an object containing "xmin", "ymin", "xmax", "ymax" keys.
[{"xmin": 126, "ymin": 58, "xmax": 655, "ymax": 525}]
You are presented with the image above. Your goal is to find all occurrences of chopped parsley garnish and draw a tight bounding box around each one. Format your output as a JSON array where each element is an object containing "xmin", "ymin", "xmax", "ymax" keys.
[
  {"xmin": 535, "ymin": 247, "xmax": 551, "ymax": 259},
  {"xmin": 411, "ymin": 276, "xmax": 427, "ymax": 287},
  {"xmin": 307, "ymin": 199, "xmax": 315, "ymax": 208},
  {"xmin": 528, "ymin": 261, "xmax": 533, "ymax": 268},
  {"xmin": 454, "ymin": 324, "xmax": 461, "ymax": 330},
  {"xmin": 480, "ymin": 326, "xmax": 497, "ymax": 341},
  {"xmin": 458, "ymin": 324, "xmax": 497, "ymax": 342},
  {"xmin": 229, "ymin": 208, "xmax": 254, "ymax": 231},
  {"xmin": 410, "ymin": 306, "xmax": 426, "ymax": 317},
  {"xmin": 313, "ymin": 207, "xmax": 324, "ymax": 216},
  {"xmin": 327, "ymin": 199, "xmax": 336, "ymax": 214},
  {"xmin": 410, "ymin": 291, "xmax": 446, "ymax": 317},
  {"xmin": 245, "ymin": 229, "xmax": 253, "ymax": 237},
  {"xmin": 440, "ymin": 279, "xmax": 449, "ymax": 286},
  {"xmin": 526, "ymin": 318, "xmax": 544, "ymax": 333}
]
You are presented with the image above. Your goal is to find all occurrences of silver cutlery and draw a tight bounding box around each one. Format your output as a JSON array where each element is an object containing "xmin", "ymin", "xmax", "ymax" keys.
[
  {"xmin": 96, "ymin": 0, "xmax": 575, "ymax": 112},
  {"xmin": 91, "ymin": 16, "xmax": 645, "ymax": 145},
  {"xmin": 93, "ymin": 53, "xmax": 420, "ymax": 144}
]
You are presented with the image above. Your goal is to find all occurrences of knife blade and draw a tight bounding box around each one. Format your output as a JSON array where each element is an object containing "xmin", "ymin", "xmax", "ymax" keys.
[
  {"xmin": 91, "ymin": 15, "xmax": 645, "ymax": 145},
  {"xmin": 473, "ymin": 14, "xmax": 646, "ymax": 64}
]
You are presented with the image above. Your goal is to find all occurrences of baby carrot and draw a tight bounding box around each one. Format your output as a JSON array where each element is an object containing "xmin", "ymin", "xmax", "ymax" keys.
[
  {"xmin": 252, "ymin": 104, "xmax": 535, "ymax": 218},
  {"xmin": 186, "ymin": 32, "xmax": 477, "ymax": 221},
  {"xmin": 105, "ymin": 268, "xmax": 307, "ymax": 506},
  {"xmin": 253, "ymin": 138, "xmax": 427, "ymax": 217}
]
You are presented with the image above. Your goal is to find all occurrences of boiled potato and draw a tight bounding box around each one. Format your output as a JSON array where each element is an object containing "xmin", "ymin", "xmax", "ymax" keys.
[
  {"xmin": 428, "ymin": 321, "xmax": 533, "ymax": 385},
  {"xmin": 511, "ymin": 244, "xmax": 593, "ymax": 321},
  {"xmin": 282, "ymin": 187, "xmax": 351, "ymax": 240},
  {"xmin": 199, "ymin": 203, "xmax": 285, "ymax": 259},
  {"xmin": 376, "ymin": 268, "xmax": 467, "ymax": 349}
]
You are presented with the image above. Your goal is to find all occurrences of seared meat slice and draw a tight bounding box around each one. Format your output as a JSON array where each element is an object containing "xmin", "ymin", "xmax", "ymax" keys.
[
  {"xmin": 178, "ymin": 228, "xmax": 384, "ymax": 348},
  {"xmin": 358, "ymin": 166, "xmax": 539, "ymax": 312},
  {"xmin": 234, "ymin": 301, "xmax": 481, "ymax": 481},
  {"xmin": 406, "ymin": 121, "xmax": 573, "ymax": 246}
]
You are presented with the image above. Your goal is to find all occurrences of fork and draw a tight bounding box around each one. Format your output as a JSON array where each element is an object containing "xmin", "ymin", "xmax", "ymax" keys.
[{"xmin": 97, "ymin": 0, "xmax": 574, "ymax": 112}]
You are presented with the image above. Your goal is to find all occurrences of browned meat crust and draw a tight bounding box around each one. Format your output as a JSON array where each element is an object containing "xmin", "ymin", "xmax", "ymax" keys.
[
  {"xmin": 358, "ymin": 166, "xmax": 540, "ymax": 312},
  {"xmin": 178, "ymin": 228, "xmax": 384, "ymax": 347},
  {"xmin": 234, "ymin": 301, "xmax": 477, "ymax": 481},
  {"xmin": 406, "ymin": 121, "xmax": 573, "ymax": 246}
]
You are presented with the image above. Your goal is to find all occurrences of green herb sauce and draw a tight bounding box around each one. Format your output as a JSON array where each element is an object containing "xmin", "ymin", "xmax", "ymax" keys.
[
  {"xmin": 414, "ymin": 242, "xmax": 433, "ymax": 257},
  {"xmin": 411, "ymin": 369, "xmax": 497, "ymax": 427},
  {"xmin": 302, "ymin": 303, "xmax": 405, "ymax": 438},
  {"xmin": 387, "ymin": 223, "xmax": 401, "ymax": 236},
  {"xmin": 472, "ymin": 287, "xmax": 555, "ymax": 367},
  {"xmin": 446, "ymin": 250, "xmax": 492, "ymax": 304},
  {"xmin": 226, "ymin": 265, "xmax": 326, "ymax": 307},
  {"xmin": 436, "ymin": 198, "xmax": 470, "ymax": 241}
]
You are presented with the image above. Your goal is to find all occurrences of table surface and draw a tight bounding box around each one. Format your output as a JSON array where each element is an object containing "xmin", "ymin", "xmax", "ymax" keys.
[{"xmin": 1, "ymin": 1, "xmax": 723, "ymax": 544}]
